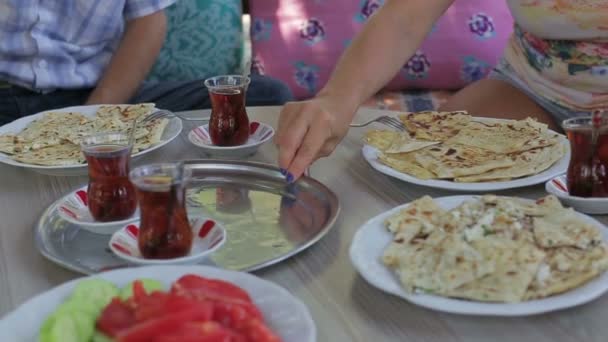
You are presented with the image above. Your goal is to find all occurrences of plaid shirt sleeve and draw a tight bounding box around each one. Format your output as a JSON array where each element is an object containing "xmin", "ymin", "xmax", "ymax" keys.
[{"xmin": 124, "ymin": 0, "xmax": 177, "ymax": 20}]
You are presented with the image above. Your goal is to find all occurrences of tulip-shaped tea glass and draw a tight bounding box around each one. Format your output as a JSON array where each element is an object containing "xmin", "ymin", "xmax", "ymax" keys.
[
  {"xmin": 563, "ymin": 115, "xmax": 608, "ymax": 197},
  {"xmin": 129, "ymin": 163, "xmax": 193, "ymax": 259},
  {"xmin": 81, "ymin": 132, "xmax": 137, "ymax": 222},
  {"xmin": 204, "ymin": 75, "xmax": 251, "ymax": 146}
]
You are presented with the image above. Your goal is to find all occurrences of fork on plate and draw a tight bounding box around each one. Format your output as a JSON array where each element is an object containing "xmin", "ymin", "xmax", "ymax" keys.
[
  {"xmin": 349, "ymin": 115, "xmax": 407, "ymax": 131},
  {"xmin": 128, "ymin": 110, "xmax": 210, "ymax": 145},
  {"xmin": 141, "ymin": 109, "xmax": 210, "ymax": 124}
]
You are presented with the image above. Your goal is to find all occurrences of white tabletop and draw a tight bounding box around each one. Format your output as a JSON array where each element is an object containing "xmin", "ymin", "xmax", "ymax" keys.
[{"xmin": 0, "ymin": 106, "xmax": 607, "ymax": 342}]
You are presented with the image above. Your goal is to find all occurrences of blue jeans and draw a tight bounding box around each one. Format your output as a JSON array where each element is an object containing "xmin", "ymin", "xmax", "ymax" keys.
[{"xmin": 0, "ymin": 75, "xmax": 293, "ymax": 125}]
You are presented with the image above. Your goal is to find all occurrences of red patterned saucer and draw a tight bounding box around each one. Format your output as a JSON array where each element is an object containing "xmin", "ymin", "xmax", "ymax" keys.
[
  {"xmin": 188, "ymin": 121, "xmax": 274, "ymax": 158},
  {"xmin": 109, "ymin": 216, "xmax": 226, "ymax": 265},
  {"xmin": 57, "ymin": 186, "xmax": 139, "ymax": 235}
]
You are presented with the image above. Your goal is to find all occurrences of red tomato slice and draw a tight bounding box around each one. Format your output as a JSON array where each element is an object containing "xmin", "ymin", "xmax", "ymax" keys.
[
  {"xmin": 132, "ymin": 280, "xmax": 148, "ymax": 303},
  {"xmin": 97, "ymin": 298, "xmax": 137, "ymax": 337},
  {"xmin": 153, "ymin": 321, "xmax": 244, "ymax": 342},
  {"xmin": 171, "ymin": 286, "xmax": 263, "ymax": 320},
  {"xmin": 212, "ymin": 301, "xmax": 250, "ymax": 331},
  {"xmin": 172, "ymin": 275, "xmax": 252, "ymax": 303},
  {"xmin": 116, "ymin": 307, "xmax": 213, "ymax": 342},
  {"xmin": 132, "ymin": 291, "xmax": 171, "ymax": 322}
]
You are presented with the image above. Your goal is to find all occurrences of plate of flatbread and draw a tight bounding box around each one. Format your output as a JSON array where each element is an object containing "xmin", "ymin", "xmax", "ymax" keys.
[
  {"xmin": 350, "ymin": 195, "xmax": 608, "ymax": 316},
  {"xmin": 0, "ymin": 104, "xmax": 182, "ymax": 176},
  {"xmin": 362, "ymin": 111, "xmax": 570, "ymax": 191}
]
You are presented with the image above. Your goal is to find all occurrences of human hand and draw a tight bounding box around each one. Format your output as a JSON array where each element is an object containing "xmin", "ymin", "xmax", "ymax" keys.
[{"xmin": 274, "ymin": 95, "xmax": 354, "ymax": 181}]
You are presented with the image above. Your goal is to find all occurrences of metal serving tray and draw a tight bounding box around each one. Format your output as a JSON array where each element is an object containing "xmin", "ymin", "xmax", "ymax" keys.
[{"xmin": 34, "ymin": 160, "xmax": 340, "ymax": 274}]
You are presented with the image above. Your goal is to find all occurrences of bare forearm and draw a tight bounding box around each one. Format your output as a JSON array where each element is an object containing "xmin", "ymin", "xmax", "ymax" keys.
[
  {"xmin": 318, "ymin": 0, "xmax": 454, "ymax": 116},
  {"xmin": 86, "ymin": 11, "xmax": 167, "ymax": 104}
]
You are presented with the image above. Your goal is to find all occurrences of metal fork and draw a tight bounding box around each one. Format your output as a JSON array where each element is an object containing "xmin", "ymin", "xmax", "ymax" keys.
[
  {"xmin": 349, "ymin": 115, "xmax": 407, "ymax": 131},
  {"xmin": 141, "ymin": 109, "xmax": 210, "ymax": 123}
]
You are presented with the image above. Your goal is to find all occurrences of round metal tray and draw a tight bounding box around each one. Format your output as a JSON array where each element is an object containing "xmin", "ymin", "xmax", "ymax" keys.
[{"xmin": 34, "ymin": 160, "xmax": 340, "ymax": 274}]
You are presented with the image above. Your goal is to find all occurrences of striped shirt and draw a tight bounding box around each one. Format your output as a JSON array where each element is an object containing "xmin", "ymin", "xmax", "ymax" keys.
[{"xmin": 0, "ymin": 0, "xmax": 176, "ymax": 92}]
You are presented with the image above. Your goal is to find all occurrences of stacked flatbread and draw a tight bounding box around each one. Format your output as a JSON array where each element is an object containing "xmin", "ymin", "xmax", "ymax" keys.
[
  {"xmin": 382, "ymin": 195, "xmax": 608, "ymax": 302},
  {"xmin": 0, "ymin": 104, "xmax": 169, "ymax": 166},
  {"xmin": 364, "ymin": 111, "xmax": 566, "ymax": 182}
]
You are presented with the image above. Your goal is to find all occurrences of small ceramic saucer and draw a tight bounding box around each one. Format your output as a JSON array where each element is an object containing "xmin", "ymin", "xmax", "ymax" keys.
[
  {"xmin": 545, "ymin": 175, "xmax": 608, "ymax": 215},
  {"xmin": 188, "ymin": 121, "xmax": 274, "ymax": 158},
  {"xmin": 109, "ymin": 216, "xmax": 226, "ymax": 266},
  {"xmin": 57, "ymin": 185, "xmax": 139, "ymax": 235}
]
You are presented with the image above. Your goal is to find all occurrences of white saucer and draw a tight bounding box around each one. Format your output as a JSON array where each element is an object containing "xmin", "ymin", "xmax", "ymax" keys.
[
  {"xmin": 188, "ymin": 121, "xmax": 274, "ymax": 158},
  {"xmin": 545, "ymin": 175, "xmax": 608, "ymax": 215},
  {"xmin": 57, "ymin": 185, "xmax": 139, "ymax": 235},
  {"xmin": 109, "ymin": 216, "xmax": 226, "ymax": 266}
]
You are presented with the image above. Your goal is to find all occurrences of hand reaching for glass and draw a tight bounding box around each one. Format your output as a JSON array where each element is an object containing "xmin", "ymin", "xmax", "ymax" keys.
[{"xmin": 274, "ymin": 95, "xmax": 354, "ymax": 182}]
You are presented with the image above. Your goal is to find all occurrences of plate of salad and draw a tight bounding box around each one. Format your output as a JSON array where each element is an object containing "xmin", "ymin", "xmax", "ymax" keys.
[{"xmin": 0, "ymin": 265, "xmax": 315, "ymax": 342}]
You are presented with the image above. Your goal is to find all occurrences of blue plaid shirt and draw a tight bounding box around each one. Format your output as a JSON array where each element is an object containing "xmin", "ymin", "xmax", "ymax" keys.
[{"xmin": 0, "ymin": 0, "xmax": 176, "ymax": 91}]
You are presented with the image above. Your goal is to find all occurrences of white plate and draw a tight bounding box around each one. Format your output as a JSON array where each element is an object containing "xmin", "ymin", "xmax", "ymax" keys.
[
  {"xmin": 109, "ymin": 216, "xmax": 226, "ymax": 265},
  {"xmin": 188, "ymin": 121, "xmax": 274, "ymax": 158},
  {"xmin": 0, "ymin": 105, "xmax": 183, "ymax": 176},
  {"xmin": 546, "ymin": 174, "xmax": 608, "ymax": 215},
  {"xmin": 361, "ymin": 118, "xmax": 570, "ymax": 192},
  {"xmin": 349, "ymin": 195, "xmax": 608, "ymax": 316},
  {"xmin": 57, "ymin": 185, "xmax": 139, "ymax": 234},
  {"xmin": 0, "ymin": 265, "xmax": 316, "ymax": 342}
]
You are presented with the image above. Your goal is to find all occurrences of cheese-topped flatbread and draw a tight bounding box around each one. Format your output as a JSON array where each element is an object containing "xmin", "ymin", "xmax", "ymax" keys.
[
  {"xmin": 13, "ymin": 143, "xmax": 84, "ymax": 166},
  {"xmin": 0, "ymin": 134, "xmax": 31, "ymax": 154},
  {"xmin": 0, "ymin": 103, "xmax": 168, "ymax": 166},
  {"xmin": 525, "ymin": 245, "xmax": 608, "ymax": 300},
  {"xmin": 533, "ymin": 209, "xmax": 602, "ymax": 249},
  {"xmin": 382, "ymin": 195, "xmax": 608, "ymax": 303},
  {"xmin": 96, "ymin": 103, "xmax": 155, "ymax": 122},
  {"xmin": 446, "ymin": 237, "xmax": 545, "ymax": 302},
  {"xmin": 385, "ymin": 196, "xmax": 444, "ymax": 243}
]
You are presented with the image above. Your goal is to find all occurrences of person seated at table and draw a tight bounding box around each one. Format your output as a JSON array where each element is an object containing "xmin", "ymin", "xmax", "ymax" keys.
[
  {"xmin": 0, "ymin": 0, "xmax": 293, "ymax": 125},
  {"xmin": 275, "ymin": 0, "xmax": 608, "ymax": 180}
]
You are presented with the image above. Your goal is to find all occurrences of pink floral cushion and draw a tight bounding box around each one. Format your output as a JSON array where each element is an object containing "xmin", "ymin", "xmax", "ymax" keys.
[{"xmin": 250, "ymin": 0, "xmax": 514, "ymax": 99}]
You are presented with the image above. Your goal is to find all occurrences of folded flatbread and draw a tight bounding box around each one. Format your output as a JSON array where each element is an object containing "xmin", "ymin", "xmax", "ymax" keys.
[
  {"xmin": 414, "ymin": 144, "xmax": 516, "ymax": 179},
  {"xmin": 455, "ymin": 142, "xmax": 565, "ymax": 183},
  {"xmin": 399, "ymin": 111, "xmax": 471, "ymax": 141}
]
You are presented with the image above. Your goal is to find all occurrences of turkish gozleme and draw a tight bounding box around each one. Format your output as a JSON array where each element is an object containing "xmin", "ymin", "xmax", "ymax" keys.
[
  {"xmin": 0, "ymin": 104, "xmax": 168, "ymax": 166},
  {"xmin": 364, "ymin": 111, "xmax": 566, "ymax": 182},
  {"xmin": 382, "ymin": 195, "xmax": 608, "ymax": 302}
]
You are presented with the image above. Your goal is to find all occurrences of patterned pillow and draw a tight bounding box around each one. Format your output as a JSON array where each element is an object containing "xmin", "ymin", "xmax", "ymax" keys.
[
  {"xmin": 147, "ymin": 0, "xmax": 244, "ymax": 82},
  {"xmin": 250, "ymin": 0, "xmax": 513, "ymax": 99}
]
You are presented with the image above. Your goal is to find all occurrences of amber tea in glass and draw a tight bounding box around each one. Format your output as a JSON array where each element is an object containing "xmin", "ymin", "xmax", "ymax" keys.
[
  {"xmin": 81, "ymin": 132, "xmax": 137, "ymax": 222},
  {"xmin": 130, "ymin": 163, "xmax": 193, "ymax": 259},
  {"xmin": 563, "ymin": 116, "xmax": 608, "ymax": 197},
  {"xmin": 204, "ymin": 75, "xmax": 251, "ymax": 146}
]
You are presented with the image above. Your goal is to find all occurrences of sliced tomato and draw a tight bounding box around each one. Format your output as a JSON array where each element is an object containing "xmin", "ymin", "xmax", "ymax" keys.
[
  {"xmin": 171, "ymin": 287, "xmax": 263, "ymax": 320},
  {"xmin": 131, "ymin": 291, "xmax": 171, "ymax": 322},
  {"xmin": 242, "ymin": 318, "xmax": 283, "ymax": 342},
  {"xmin": 172, "ymin": 275, "xmax": 252, "ymax": 303},
  {"xmin": 164, "ymin": 293, "xmax": 213, "ymax": 314},
  {"xmin": 97, "ymin": 298, "xmax": 137, "ymax": 337},
  {"xmin": 212, "ymin": 301, "xmax": 250, "ymax": 331},
  {"xmin": 132, "ymin": 280, "xmax": 148, "ymax": 302},
  {"xmin": 117, "ymin": 307, "xmax": 214, "ymax": 342},
  {"xmin": 154, "ymin": 321, "xmax": 244, "ymax": 342}
]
